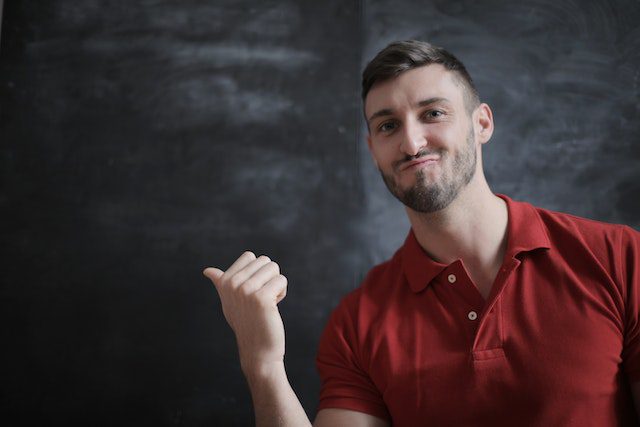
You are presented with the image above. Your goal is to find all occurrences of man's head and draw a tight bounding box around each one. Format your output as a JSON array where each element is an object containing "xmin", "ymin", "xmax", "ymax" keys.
[
  {"xmin": 362, "ymin": 40, "xmax": 480, "ymax": 116},
  {"xmin": 362, "ymin": 40, "xmax": 493, "ymax": 213}
]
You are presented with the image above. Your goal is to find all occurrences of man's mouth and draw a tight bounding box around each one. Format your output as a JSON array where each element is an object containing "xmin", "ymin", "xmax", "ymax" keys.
[{"xmin": 400, "ymin": 156, "xmax": 440, "ymax": 172}]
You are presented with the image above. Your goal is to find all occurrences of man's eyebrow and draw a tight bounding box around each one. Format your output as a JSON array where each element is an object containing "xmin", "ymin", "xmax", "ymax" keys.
[
  {"xmin": 367, "ymin": 97, "xmax": 450, "ymax": 123},
  {"xmin": 367, "ymin": 108, "xmax": 394, "ymax": 123},
  {"xmin": 417, "ymin": 97, "xmax": 449, "ymax": 107}
]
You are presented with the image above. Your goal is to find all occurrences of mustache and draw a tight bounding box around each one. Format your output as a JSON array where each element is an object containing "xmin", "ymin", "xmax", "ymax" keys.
[{"xmin": 394, "ymin": 149, "xmax": 444, "ymax": 171}]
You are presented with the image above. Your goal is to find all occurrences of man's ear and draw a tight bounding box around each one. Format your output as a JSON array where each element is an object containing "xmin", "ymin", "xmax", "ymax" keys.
[
  {"xmin": 475, "ymin": 103, "xmax": 494, "ymax": 144},
  {"xmin": 366, "ymin": 134, "xmax": 379, "ymax": 168}
]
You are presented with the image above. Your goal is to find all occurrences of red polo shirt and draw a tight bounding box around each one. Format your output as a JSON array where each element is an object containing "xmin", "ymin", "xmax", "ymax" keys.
[{"xmin": 316, "ymin": 195, "xmax": 640, "ymax": 426}]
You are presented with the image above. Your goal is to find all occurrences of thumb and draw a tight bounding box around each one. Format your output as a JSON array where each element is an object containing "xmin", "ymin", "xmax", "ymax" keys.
[{"xmin": 203, "ymin": 267, "xmax": 224, "ymax": 287}]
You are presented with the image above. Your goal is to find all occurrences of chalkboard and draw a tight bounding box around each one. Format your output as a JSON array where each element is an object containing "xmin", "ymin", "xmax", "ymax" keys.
[{"xmin": 1, "ymin": 0, "xmax": 639, "ymax": 425}]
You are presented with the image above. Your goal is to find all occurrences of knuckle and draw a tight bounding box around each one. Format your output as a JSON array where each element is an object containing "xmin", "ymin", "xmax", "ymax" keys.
[
  {"xmin": 229, "ymin": 275, "xmax": 244, "ymax": 288},
  {"xmin": 243, "ymin": 251, "xmax": 256, "ymax": 260},
  {"xmin": 243, "ymin": 275, "xmax": 257, "ymax": 286},
  {"xmin": 269, "ymin": 261, "xmax": 280, "ymax": 274},
  {"xmin": 239, "ymin": 284, "xmax": 252, "ymax": 297},
  {"xmin": 258, "ymin": 255, "xmax": 271, "ymax": 263}
]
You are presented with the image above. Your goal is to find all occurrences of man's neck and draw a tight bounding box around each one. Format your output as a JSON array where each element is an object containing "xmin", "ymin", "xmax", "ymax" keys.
[{"xmin": 406, "ymin": 177, "xmax": 509, "ymax": 298}]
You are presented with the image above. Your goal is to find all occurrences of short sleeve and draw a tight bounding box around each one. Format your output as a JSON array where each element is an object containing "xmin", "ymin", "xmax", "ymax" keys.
[
  {"xmin": 620, "ymin": 226, "xmax": 640, "ymax": 381},
  {"xmin": 315, "ymin": 296, "xmax": 390, "ymax": 421}
]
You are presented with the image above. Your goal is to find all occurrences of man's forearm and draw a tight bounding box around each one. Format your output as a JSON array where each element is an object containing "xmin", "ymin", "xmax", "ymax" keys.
[{"xmin": 245, "ymin": 362, "xmax": 312, "ymax": 427}]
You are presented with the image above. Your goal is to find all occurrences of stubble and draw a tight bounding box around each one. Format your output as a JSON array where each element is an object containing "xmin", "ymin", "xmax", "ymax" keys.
[{"xmin": 380, "ymin": 128, "xmax": 477, "ymax": 213}]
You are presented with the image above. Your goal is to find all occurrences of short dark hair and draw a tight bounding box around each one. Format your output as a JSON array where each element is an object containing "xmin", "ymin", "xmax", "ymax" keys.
[{"xmin": 362, "ymin": 40, "xmax": 480, "ymax": 113}]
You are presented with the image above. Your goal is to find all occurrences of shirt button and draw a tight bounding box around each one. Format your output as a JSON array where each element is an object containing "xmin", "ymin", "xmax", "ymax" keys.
[
  {"xmin": 447, "ymin": 274, "xmax": 457, "ymax": 284},
  {"xmin": 468, "ymin": 311, "xmax": 478, "ymax": 321}
]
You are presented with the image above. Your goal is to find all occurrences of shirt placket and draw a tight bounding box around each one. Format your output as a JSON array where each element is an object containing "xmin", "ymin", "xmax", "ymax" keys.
[{"xmin": 443, "ymin": 258, "xmax": 521, "ymax": 360}]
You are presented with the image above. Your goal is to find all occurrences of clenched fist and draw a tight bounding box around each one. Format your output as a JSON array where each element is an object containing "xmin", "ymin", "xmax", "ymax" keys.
[{"xmin": 203, "ymin": 251, "xmax": 288, "ymax": 376}]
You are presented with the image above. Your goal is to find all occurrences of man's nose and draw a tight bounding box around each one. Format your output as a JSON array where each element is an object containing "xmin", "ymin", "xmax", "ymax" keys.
[{"xmin": 400, "ymin": 119, "xmax": 427, "ymax": 156}]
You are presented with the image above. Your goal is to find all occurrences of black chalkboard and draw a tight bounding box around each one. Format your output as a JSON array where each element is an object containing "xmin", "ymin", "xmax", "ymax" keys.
[{"xmin": 1, "ymin": 1, "xmax": 638, "ymax": 425}]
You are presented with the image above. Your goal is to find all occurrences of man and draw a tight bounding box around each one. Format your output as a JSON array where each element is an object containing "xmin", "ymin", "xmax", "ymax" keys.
[{"xmin": 203, "ymin": 40, "xmax": 640, "ymax": 426}]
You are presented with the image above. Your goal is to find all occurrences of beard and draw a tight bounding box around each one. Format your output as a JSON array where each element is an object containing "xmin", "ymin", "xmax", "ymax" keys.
[{"xmin": 379, "ymin": 128, "xmax": 477, "ymax": 213}]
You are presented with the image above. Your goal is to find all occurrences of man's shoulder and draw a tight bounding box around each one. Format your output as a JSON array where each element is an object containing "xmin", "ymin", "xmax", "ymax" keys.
[
  {"xmin": 531, "ymin": 202, "xmax": 637, "ymax": 240},
  {"xmin": 521, "ymin": 200, "xmax": 640, "ymax": 261}
]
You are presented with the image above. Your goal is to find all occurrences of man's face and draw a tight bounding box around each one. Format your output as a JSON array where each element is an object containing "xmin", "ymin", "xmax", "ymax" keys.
[{"xmin": 364, "ymin": 64, "xmax": 480, "ymax": 213}]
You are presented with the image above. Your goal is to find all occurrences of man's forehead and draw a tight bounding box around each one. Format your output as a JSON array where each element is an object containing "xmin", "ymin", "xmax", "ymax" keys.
[{"xmin": 364, "ymin": 64, "xmax": 464, "ymax": 117}]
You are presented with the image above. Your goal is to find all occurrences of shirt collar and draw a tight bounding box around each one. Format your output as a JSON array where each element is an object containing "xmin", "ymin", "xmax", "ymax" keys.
[
  {"xmin": 402, "ymin": 229, "xmax": 450, "ymax": 293},
  {"xmin": 401, "ymin": 194, "xmax": 551, "ymax": 293},
  {"xmin": 498, "ymin": 194, "xmax": 551, "ymax": 258}
]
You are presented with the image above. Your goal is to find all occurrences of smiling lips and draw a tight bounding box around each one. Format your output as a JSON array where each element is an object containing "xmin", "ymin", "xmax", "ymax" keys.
[{"xmin": 400, "ymin": 156, "xmax": 440, "ymax": 172}]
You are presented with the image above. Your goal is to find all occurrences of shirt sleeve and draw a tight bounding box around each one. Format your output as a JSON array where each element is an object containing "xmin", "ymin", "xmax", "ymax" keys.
[
  {"xmin": 620, "ymin": 225, "xmax": 640, "ymax": 382},
  {"xmin": 315, "ymin": 295, "xmax": 390, "ymax": 421}
]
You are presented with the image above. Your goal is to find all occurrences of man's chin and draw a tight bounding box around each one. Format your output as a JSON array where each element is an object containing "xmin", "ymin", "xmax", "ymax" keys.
[
  {"xmin": 380, "ymin": 170, "xmax": 439, "ymax": 201},
  {"xmin": 398, "ymin": 177, "xmax": 437, "ymax": 194}
]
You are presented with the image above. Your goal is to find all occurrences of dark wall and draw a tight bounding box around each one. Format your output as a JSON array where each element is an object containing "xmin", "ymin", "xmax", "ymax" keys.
[
  {"xmin": 1, "ymin": 1, "xmax": 364, "ymax": 425},
  {"xmin": 1, "ymin": 1, "xmax": 638, "ymax": 426}
]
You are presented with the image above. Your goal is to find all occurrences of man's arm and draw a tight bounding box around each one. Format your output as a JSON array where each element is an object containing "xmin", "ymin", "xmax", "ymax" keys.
[{"xmin": 204, "ymin": 251, "xmax": 389, "ymax": 427}]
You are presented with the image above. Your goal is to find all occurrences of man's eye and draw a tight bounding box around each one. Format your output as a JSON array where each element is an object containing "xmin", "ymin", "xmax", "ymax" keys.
[
  {"xmin": 425, "ymin": 110, "xmax": 444, "ymax": 119},
  {"xmin": 378, "ymin": 122, "xmax": 397, "ymax": 132}
]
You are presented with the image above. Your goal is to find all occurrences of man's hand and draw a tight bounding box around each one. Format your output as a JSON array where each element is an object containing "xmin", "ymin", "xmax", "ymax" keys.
[
  {"xmin": 203, "ymin": 251, "xmax": 288, "ymax": 377},
  {"xmin": 204, "ymin": 252, "xmax": 388, "ymax": 427}
]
